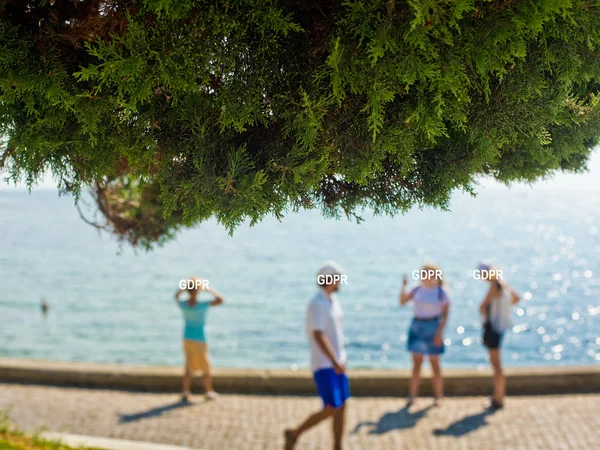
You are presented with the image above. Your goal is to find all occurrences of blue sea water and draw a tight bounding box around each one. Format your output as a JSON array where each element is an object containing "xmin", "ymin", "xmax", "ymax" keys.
[{"xmin": 0, "ymin": 187, "xmax": 599, "ymax": 370}]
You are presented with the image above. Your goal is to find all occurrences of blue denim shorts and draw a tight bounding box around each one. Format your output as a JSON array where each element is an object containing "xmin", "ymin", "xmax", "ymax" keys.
[
  {"xmin": 313, "ymin": 368, "xmax": 351, "ymax": 408},
  {"xmin": 407, "ymin": 317, "xmax": 445, "ymax": 355}
]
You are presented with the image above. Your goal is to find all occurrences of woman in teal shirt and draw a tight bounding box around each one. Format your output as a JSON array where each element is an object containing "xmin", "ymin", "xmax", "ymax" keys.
[{"xmin": 175, "ymin": 277, "xmax": 225, "ymax": 402}]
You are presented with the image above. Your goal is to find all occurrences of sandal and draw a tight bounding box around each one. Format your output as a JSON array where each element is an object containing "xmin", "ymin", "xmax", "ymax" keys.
[
  {"xmin": 205, "ymin": 391, "xmax": 219, "ymax": 400},
  {"xmin": 484, "ymin": 397, "xmax": 504, "ymax": 410}
]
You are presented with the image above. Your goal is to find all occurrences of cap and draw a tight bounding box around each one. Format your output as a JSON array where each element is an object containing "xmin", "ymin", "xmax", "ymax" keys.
[{"xmin": 318, "ymin": 260, "xmax": 345, "ymax": 277}]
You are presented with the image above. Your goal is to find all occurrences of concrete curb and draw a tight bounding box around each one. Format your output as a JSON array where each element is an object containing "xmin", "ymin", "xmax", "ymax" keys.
[
  {"xmin": 41, "ymin": 432, "xmax": 199, "ymax": 450},
  {"xmin": 1, "ymin": 358, "xmax": 598, "ymax": 396}
]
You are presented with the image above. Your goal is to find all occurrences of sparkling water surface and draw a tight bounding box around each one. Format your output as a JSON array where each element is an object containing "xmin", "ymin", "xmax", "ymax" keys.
[{"xmin": 0, "ymin": 188, "xmax": 598, "ymax": 370}]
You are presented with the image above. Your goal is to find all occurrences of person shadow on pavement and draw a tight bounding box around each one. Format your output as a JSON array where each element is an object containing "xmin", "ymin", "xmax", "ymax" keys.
[
  {"xmin": 433, "ymin": 409, "xmax": 496, "ymax": 437},
  {"xmin": 351, "ymin": 404, "xmax": 434, "ymax": 435},
  {"xmin": 119, "ymin": 399, "xmax": 198, "ymax": 423}
]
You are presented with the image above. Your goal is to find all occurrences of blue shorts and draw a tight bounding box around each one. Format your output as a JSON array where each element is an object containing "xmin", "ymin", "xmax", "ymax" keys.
[
  {"xmin": 407, "ymin": 317, "xmax": 445, "ymax": 355},
  {"xmin": 483, "ymin": 321, "xmax": 504, "ymax": 349},
  {"xmin": 313, "ymin": 368, "xmax": 350, "ymax": 408}
]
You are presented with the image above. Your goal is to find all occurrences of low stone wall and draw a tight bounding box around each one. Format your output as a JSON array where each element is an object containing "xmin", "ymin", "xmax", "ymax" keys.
[{"xmin": 0, "ymin": 358, "xmax": 598, "ymax": 396}]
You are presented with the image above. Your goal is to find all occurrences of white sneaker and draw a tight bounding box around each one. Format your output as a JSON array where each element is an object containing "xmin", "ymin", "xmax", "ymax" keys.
[{"xmin": 205, "ymin": 391, "xmax": 219, "ymax": 400}]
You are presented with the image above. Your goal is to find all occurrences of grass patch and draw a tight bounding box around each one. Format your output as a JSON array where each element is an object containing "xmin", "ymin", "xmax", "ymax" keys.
[{"xmin": 0, "ymin": 412, "xmax": 105, "ymax": 450}]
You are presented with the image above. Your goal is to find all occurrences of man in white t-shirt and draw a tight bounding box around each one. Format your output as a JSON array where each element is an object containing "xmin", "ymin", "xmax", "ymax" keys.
[{"xmin": 284, "ymin": 261, "xmax": 350, "ymax": 450}]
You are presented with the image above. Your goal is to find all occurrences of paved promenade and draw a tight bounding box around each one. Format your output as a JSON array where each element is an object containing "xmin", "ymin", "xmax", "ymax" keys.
[{"xmin": 0, "ymin": 383, "xmax": 598, "ymax": 450}]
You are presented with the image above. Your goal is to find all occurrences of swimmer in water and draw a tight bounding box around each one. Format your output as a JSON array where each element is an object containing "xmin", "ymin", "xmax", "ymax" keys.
[{"xmin": 41, "ymin": 298, "xmax": 49, "ymax": 316}]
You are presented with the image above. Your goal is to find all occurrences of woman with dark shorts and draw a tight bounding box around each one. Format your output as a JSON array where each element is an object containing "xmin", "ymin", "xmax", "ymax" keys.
[
  {"xmin": 400, "ymin": 264, "xmax": 450, "ymax": 407},
  {"xmin": 477, "ymin": 263, "xmax": 520, "ymax": 410}
]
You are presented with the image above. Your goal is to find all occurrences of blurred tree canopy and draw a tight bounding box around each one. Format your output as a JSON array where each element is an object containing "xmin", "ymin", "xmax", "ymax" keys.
[{"xmin": 1, "ymin": 0, "xmax": 599, "ymax": 247}]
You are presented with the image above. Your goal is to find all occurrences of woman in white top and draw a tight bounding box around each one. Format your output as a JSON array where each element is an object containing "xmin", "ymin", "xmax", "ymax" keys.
[
  {"xmin": 477, "ymin": 263, "xmax": 520, "ymax": 410},
  {"xmin": 400, "ymin": 263, "xmax": 451, "ymax": 407}
]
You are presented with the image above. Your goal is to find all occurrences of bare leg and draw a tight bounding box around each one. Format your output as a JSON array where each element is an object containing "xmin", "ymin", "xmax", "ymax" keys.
[
  {"xmin": 182, "ymin": 364, "xmax": 192, "ymax": 401},
  {"xmin": 489, "ymin": 349, "xmax": 505, "ymax": 404},
  {"xmin": 203, "ymin": 372, "xmax": 213, "ymax": 393},
  {"xmin": 332, "ymin": 403, "xmax": 346, "ymax": 450},
  {"xmin": 409, "ymin": 353, "xmax": 424, "ymax": 401},
  {"xmin": 429, "ymin": 355, "xmax": 443, "ymax": 404},
  {"xmin": 285, "ymin": 407, "xmax": 338, "ymax": 449}
]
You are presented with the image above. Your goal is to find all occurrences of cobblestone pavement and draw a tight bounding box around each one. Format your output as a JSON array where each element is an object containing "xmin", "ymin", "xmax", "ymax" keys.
[{"xmin": 0, "ymin": 383, "xmax": 598, "ymax": 450}]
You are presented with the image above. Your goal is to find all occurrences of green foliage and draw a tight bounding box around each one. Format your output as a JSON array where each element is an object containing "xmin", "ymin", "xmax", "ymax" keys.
[
  {"xmin": 0, "ymin": 410, "xmax": 105, "ymax": 449},
  {"xmin": 1, "ymin": 0, "xmax": 599, "ymax": 246}
]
